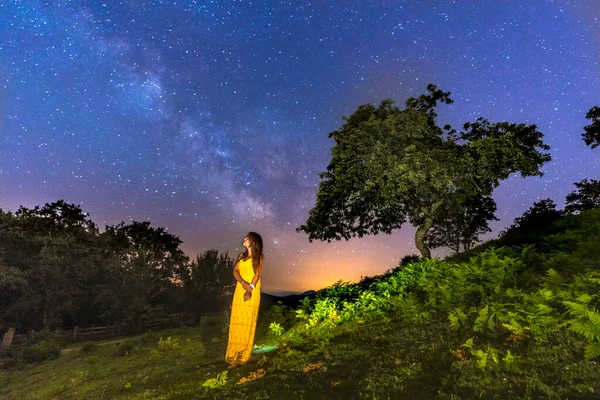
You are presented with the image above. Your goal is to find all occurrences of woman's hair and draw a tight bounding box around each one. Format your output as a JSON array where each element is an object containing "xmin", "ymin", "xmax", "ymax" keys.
[{"xmin": 242, "ymin": 231, "xmax": 264, "ymax": 274}]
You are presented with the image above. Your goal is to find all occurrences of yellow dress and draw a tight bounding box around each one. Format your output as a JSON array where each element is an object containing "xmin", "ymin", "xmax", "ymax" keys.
[{"xmin": 225, "ymin": 257, "xmax": 261, "ymax": 364}]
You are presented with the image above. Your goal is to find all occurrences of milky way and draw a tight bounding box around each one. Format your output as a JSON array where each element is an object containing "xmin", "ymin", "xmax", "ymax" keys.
[{"xmin": 1, "ymin": 0, "xmax": 598, "ymax": 293}]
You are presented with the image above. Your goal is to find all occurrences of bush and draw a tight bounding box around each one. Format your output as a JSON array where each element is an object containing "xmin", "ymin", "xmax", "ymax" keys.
[
  {"xmin": 114, "ymin": 341, "xmax": 135, "ymax": 357},
  {"xmin": 22, "ymin": 339, "xmax": 61, "ymax": 363},
  {"xmin": 156, "ymin": 336, "xmax": 180, "ymax": 355},
  {"xmin": 262, "ymin": 301, "xmax": 296, "ymax": 330},
  {"xmin": 81, "ymin": 341, "xmax": 98, "ymax": 354}
]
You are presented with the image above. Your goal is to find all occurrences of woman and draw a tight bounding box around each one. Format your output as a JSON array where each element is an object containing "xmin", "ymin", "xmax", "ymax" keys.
[{"xmin": 225, "ymin": 232, "xmax": 264, "ymax": 369}]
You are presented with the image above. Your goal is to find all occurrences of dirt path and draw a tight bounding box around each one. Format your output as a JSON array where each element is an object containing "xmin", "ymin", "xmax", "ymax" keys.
[{"xmin": 61, "ymin": 336, "xmax": 140, "ymax": 354}]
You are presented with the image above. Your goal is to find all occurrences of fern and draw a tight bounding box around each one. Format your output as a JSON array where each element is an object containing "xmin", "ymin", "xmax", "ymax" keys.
[
  {"xmin": 502, "ymin": 349, "xmax": 518, "ymax": 370},
  {"xmin": 585, "ymin": 342, "xmax": 600, "ymax": 360},
  {"xmin": 473, "ymin": 305, "xmax": 489, "ymax": 332},
  {"xmin": 588, "ymin": 308, "xmax": 600, "ymax": 326},
  {"xmin": 564, "ymin": 301, "xmax": 590, "ymax": 319},
  {"xmin": 448, "ymin": 308, "xmax": 468, "ymax": 330},
  {"xmin": 569, "ymin": 321, "xmax": 600, "ymax": 342},
  {"xmin": 564, "ymin": 299, "xmax": 600, "ymax": 360}
]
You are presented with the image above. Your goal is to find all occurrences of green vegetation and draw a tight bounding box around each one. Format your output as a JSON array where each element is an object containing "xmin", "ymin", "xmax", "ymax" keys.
[
  {"xmin": 297, "ymin": 84, "xmax": 551, "ymax": 258},
  {"xmin": 0, "ymin": 201, "xmax": 235, "ymax": 335},
  {"xmin": 2, "ymin": 209, "xmax": 600, "ymax": 399}
]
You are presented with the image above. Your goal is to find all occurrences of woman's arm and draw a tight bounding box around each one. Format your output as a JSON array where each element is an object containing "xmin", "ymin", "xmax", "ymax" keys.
[
  {"xmin": 233, "ymin": 253, "xmax": 253, "ymax": 291},
  {"xmin": 250, "ymin": 256, "xmax": 264, "ymax": 287}
]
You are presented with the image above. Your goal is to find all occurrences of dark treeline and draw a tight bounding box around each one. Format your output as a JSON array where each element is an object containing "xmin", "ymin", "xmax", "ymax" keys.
[{"xmin": 0, "ymin": 200, "xmax": 235, "ymax": 334}]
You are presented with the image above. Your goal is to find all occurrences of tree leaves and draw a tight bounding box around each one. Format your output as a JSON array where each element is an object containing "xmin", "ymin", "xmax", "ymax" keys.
[
  {"xmin": 298, "ymin": 84, "xmax": 551, "ymax": 259},
  {"xmin": 582, "ymin": 106, "xmax": 600, "ymax": 149}
]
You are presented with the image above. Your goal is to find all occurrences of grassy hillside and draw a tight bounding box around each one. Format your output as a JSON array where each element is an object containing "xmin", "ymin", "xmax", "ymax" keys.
[{"xmin": 2, "ymin": 209, "xmax": 600, "ymax": 399}]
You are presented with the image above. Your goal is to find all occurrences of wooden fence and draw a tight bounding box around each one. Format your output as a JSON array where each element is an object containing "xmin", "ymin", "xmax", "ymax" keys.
[{"xmin": 0, "ymin": 313, "xmax": 193, "ymax": 351}]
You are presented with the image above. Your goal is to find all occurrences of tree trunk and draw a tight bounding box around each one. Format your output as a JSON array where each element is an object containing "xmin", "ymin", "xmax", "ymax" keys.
[
  {"xmin": 415, "ymin": 223, "xmax": 432, "ymax": 259},
  {"xmin": 414, "ymin": 202, "xmax": 443, "ymax": 259}
]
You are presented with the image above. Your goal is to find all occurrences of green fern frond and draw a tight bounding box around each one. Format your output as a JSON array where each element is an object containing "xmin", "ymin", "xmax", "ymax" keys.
[
  {"xmin": 569, "ymin": 321, "xmax": 600, "ymax": 342},
  {"xmin": 448, "ymin": 308, "xmax": 467, "ymax": 329},
  {"xmin": 576, "ymin": 294, "xmax": 593, "ymax": 305},
  {"xmin": 487, "ymin": 313, "xmax": 496, "ymax": 331},
  {"xmin": 448, "ymin": 313, "xmax": 459, "ymax": 329},
  {"xmin": 588, "ymin": 309, "xmax": 600, "ymax": 327},
  {"xmin": 535, "ymin": 304, "xmax": 554, "ymax": 315},
  {"xmin": 473, "ymin": 305, "xmax": 489, "ymax": 332},
  {"xmin": 564, "ymin": 301, "xmax": 590, "ymax": 318},
  {"xmin": 538, "ymin": 288, "xmax": 554, "ymax": 301},
  {"xmin": 584, "ymin": 342, "xmax": 600, "ymax": 361}
]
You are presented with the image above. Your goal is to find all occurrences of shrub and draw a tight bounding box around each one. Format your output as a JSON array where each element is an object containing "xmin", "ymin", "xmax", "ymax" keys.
[
  {"xmin": 263, "ymin": 301, "xmax": 295, "ymax": 329},
  {"xmin": 155, "ymin": 336, "xmax": 181, "ymax": 355},
  {"xmin": 22, "ymin": 339, "xmax": 61, "ymax": 363},
  {"xmin": 114, "ymin": 341, "xmax": 135, "ymax": 357},
  {"xmin": 81, "ymin": 341, "xmax": 98, "ymax": 354}
]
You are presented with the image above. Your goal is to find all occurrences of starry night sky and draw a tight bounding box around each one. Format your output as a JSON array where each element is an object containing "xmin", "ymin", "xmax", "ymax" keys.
[{"xmin": 1, "ymin": 1, "xmax": 598, "ymax": 294}]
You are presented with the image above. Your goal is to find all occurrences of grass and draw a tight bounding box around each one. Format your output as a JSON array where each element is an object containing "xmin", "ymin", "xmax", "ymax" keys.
[
  {"xmin": 0, "ymin": 325, "xmax": 215, "ymax": 399},
  {"xmin": 4, "ymin": 312, "xmax": 597, "ymax": 399}
]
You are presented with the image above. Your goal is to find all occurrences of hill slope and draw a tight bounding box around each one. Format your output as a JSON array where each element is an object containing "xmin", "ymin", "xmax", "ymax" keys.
[{"xmin": 1, "ymin": 209, "xmax": 600, "ymax": 399}]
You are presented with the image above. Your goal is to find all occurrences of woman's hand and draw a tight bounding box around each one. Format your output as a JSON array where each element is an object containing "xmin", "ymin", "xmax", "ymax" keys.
[{"xmin": 242, "ymin": 281, "xmax": 253, "ymax": 291}]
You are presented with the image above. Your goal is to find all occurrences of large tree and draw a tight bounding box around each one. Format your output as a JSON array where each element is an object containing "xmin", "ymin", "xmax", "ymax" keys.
[
  {"xmin": 180, "ymin": 249, "xmax": 235, "ymax": 322},
  {"xmin": 582, "ymin": 106, "xmax": 600, "ymax": 149},
  {"xmin": 425, "ymin": 195, "xmax": 498, "ymax": 254},
  {"xmin": 298, "ymin": 84, "xmax": 551, "ymax": 258},
  {"xmin": 0, "ymin": 202, "xmax": 104, "ymax": 330},
  {"xmin": 102, "ymin": 221, "xmax": 188, "ymax": 332}
]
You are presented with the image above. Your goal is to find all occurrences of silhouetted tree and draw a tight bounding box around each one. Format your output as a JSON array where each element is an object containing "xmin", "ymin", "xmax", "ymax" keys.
[
  {"xmin": 565, "ymin": 179, "xmax": 600, "ymax": 214},
  {"xmin": 499, "ymin": 199, "xmax": 562, "ymax": 247},
  {"xmin": 426, "ymin": 195, "xmax": 498, "ymax": 254},
  {"xmin": 0, "ymin": 202, "xmax": 104, "ymax": 330},
  {"xmin": 181, "ymin": 249, "xmax": 235, "ymax": 322},
  {"xmin": 582, "ymin": 106, "xmax": 600, "ymax": 149},
  {"xmin": 102, "ymin": 221, "xmax": 188, "ymax": 333}
]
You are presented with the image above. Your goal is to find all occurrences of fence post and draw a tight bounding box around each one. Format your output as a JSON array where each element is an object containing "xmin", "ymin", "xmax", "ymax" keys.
[
  {"xmin": 72, "ymin": 326, "xmax": 79, "ymax": 342},
  {"xmin": 1, "ymin": 328, "xmax": 16, "ymax": 352},
  {"xmin": 54, "ymin": 327, "xmax": 61, "ymax": 337}
]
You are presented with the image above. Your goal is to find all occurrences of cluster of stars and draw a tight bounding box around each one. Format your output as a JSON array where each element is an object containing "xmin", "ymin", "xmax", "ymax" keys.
[{"xmin": 0, "ymin": 0, "xmax": 598, "ymax": 293}]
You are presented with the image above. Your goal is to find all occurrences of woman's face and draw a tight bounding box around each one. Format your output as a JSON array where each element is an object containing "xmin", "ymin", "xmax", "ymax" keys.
[{"xmin": 242, "ymin": 236, "xmax": 250, "ymax": 247}]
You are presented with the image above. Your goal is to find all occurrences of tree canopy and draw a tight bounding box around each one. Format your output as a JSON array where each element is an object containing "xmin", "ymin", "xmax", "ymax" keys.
[
  {"xmin": 298, "ymin": 84, "xmax": 551, "ymax": 258},
  {"xmin": 582, "ymin": 106, "xmax": 600, "ymax": 149},
  {"xmin": 425, "ymin": 195, "xmax": 498, "ymax": 254},
  {"xmin": 499, "ymin": 199, "xmax": 563, "ymax": 248},
  {"xmin": 0, "ymin": 200, "xmax": 224, "ymax": 333},
  {"xmin": 565, "ymin": 179, "xmax": 600, "ymax": 214}
]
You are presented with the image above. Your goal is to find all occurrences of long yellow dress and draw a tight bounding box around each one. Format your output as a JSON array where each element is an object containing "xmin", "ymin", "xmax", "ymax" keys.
[{"xmin": 225, "ymin": 257, "xmax": 261, "ymax": 365}]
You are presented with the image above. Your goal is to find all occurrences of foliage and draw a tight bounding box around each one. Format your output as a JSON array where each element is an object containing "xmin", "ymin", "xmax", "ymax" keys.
[
  {"xmin": 3, "ymin": 202, "xmax": 600, "ymax": 399},
  {"xmin": 269, "ymin": 322, "xmax": 284, "ymax": 336},
  {"xmin": 425, "ymin": 195, "xmax": 498, "ymax": 254},
  {"xmin": 582, "ymin": 105, "xmax": 600, "ymax": 149},
  {"xmin": 261, "ymin": 301, "xmax": 296, "ymax": 331},
  {"xmin": 179, "ymin": 249, "xmax": 235, "ymax": 318},
  {"xmin": 0, "ymin": 201, "xmax": 192, "ymax": 335},
  {"xmin": 499, "ymin": 198, "xmax": 563, "ymax": 248},
  {"xmin": 155, "ymin": 336, "xmax": 181, "ymax": 355},
  {"xmin": 565, "ymin": 179, "xmax": 600, "ymax": 214},
  {"xmin": 114, "ymin": 341, "xmax": 135, "ymax": 357},
  {"xmin": 202, "ymin": 371, "xmax": 228, "ymax": 389},
  {"xmin": 298, "ymin": 84, "xmax": 551, "ymax": 258},
  {"xmin": 102, "ymin": 221, "xmax": 189, "ymax": 333},
  {"xmin": 81, "ymin": 342, "xmax": 98, "ymax": 354}
]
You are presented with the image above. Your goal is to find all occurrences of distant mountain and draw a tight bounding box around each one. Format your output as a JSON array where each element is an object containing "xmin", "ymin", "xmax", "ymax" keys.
[{"xmin": 260, "ymin": 290, "xmax": 317, "ymax": 310}]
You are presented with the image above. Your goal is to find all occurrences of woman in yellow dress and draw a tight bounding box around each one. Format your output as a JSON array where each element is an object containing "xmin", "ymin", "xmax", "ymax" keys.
[{"xmin": 225, "ymin": 232, "xmax": 264, "ymax": 369}]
